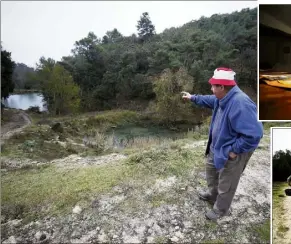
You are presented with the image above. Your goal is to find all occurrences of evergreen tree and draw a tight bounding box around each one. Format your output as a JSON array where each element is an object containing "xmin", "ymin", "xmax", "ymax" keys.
[{"xmin": 137, "ymin": 12, "xmax": 156, "ymax": 42}]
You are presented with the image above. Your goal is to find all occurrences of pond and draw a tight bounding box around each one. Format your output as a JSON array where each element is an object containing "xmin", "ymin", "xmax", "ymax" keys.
[
  {"xmin": 106, "ymin": 124, "xmax": 184, "ymax": 148},
  {"xmin": 2, "ymin": 93, "xmax": 47, "ymax": 111}
]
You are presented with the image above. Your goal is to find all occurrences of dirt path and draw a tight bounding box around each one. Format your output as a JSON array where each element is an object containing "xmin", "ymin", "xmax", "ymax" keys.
[
  {"xmin": 273, "ymin": 183, "xmax": 291, "ymax": 244},
  {"xmin": 283, "ymin": 195, "xmax": 291, "ymax": 243},
  {"xmin": 1, "ymin": 109, "xmax": 32, "ymax": 144}
]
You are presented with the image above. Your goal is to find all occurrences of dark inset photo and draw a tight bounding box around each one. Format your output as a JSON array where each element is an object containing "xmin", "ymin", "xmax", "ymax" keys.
[
  {"xmin": 259, "ymin": 5, "xmax": 291, "ymax": 120},
  {"xmin": 272, "ymin": 127, "xmax": 291, "ymax": 243}
]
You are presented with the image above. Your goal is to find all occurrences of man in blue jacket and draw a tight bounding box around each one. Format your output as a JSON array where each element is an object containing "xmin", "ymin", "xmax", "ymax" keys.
[{"xmin": 182, "ymin": 67, "xmax": 263, "ymax": 221}]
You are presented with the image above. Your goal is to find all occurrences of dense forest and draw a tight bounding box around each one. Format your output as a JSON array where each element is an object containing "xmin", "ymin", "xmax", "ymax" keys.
[
  {"xmin": 12, "ymin": 63, "xmax": 35, "ymax": 90},
  {"xmin": 273, "ymin": 150, "xmax": 291, "ymax": 182},
  {"xmin": 2, "ymin": 8, "xmax": 257, "ymax": 121}
]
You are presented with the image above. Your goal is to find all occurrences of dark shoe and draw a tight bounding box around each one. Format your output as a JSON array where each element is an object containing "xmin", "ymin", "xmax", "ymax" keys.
[
  {"xmin": 205, "ymin": 209, "xmax": 231, "ymax": 221},
  {"xmin": 198, "ymin": 192, "xmax": 215, "ymax": 204}
]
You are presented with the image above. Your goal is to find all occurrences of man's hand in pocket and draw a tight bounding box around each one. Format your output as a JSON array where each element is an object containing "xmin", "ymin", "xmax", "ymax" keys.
[{"xmin": 229, "ymin": 152, "xmax": 237, "ymax": 159}]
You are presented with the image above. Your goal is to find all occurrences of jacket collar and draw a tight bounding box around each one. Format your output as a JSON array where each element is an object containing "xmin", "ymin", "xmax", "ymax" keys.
[{"xmin": 219, "ymin": 85, "xmax": 241, "ymax": 109}]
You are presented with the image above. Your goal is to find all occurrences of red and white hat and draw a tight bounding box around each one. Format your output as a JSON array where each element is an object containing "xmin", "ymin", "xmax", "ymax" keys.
[{"xmin": 208, "ymin": 67, "xmax": 237, "ymax": 86}]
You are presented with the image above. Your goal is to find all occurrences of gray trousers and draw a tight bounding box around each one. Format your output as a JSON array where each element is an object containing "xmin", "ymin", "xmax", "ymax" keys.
[{"xmin": 206, "ymin": 150, "xmax": 253, "ymax": 215}]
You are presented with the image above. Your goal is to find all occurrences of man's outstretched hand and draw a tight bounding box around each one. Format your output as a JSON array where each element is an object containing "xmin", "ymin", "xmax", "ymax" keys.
[{"xmin": 181, "ymin": 91, "xmax": 191, "ymax": 100}]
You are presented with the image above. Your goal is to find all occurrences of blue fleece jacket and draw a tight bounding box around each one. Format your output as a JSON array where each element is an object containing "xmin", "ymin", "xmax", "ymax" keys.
[{"xmin": 191, "ymin": 85, "xmax": 263, "ymax": 170}]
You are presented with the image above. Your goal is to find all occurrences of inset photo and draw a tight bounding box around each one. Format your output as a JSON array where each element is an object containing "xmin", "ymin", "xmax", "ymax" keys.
[
  {"xmin": 272, "ymin": 127, "xmax": 291, "ymax": 243},
  {"xmin": 259, "ymin": 5, "xmax": 291, "ymax": 121}
]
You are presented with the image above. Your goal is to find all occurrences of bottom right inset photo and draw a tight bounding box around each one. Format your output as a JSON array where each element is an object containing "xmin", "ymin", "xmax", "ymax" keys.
[{"xmin": 272, "ymin": 127, "xmax": 291, "ymax": 244}]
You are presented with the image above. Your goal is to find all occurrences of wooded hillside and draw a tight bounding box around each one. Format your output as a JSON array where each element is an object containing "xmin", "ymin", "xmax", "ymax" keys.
[{"xmin": 13, "ymin": 8, "xmax": 257, "ymax": 117}]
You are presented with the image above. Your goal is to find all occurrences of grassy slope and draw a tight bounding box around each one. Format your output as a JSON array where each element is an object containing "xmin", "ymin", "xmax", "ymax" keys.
[
  {"xmin": 1, "ymin": 140, "xmax": 204, "ymax": 222},
  {"xmin": 1, "ymin": 109, "xmax": 272, "ymax": 242},
  {"xmin": 1, "ymin": 110, "xmax": 141, "ymax": 161}
]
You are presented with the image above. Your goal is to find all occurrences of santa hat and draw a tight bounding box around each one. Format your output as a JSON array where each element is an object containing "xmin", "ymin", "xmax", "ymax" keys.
[{"xmin": 208, "ymin": 67, "xmax": 237, "ymax": 86}]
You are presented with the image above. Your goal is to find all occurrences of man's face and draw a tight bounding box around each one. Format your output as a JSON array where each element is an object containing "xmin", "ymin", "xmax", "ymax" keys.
[{"xmin": 211, "ymin": 85, "xmax": 225, "ymax": 99}]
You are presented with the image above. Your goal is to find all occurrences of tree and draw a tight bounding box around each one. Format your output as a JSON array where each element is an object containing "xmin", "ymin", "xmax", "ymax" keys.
[
  {"xmin": 105, "ymin": 28, "xmax": 123, "ymax": 43},
  {"xmin": 36, "ymin": 56, "xmax": 56, "ymax": 73},
  {"xmin": 273, "ymin": 150, "xmax": 291, "ymax": 181},
  {"xmin": 72, "ymin": 32, "xmax": 101, "ymax": 56},
  {"xmin": 35, "ymin": 58, "xmax": 80, "ymax": 115},
  {"xmin": 102, "ymin": 35, "xmax": 109, "ymax": 44},
  {"xmin": 1, "ymin": 47, "xmax": 15, "ymax": 99},
  {"xmin": 136, "ymin": 12, "xmax": 156, "ymax": 42},
  {"xmin": 153, "ymin": 67, "xmax": 195, "ymax": 124},
  {"xmin": 72, "ymin": 33, "xmax": 106, "ymax": 91}
]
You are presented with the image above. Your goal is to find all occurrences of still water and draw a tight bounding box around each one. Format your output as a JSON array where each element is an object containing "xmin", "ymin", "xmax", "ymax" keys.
[
  {"xmin": 3, "ymin": 93, "xmax": 47, "ymax": 111},
  {"xmin": 106, "ymin": 124, "xmax": 183, "ymax": 148}
]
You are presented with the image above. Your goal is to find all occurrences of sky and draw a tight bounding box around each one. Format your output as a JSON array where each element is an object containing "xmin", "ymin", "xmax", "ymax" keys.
[
  {"xmin": 273, "ymin": 128, "xmax": 291, "ymax": 154},
  {"xmin": 1, "ymin": 1, "xmax": 257, "ymax": 68}
]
